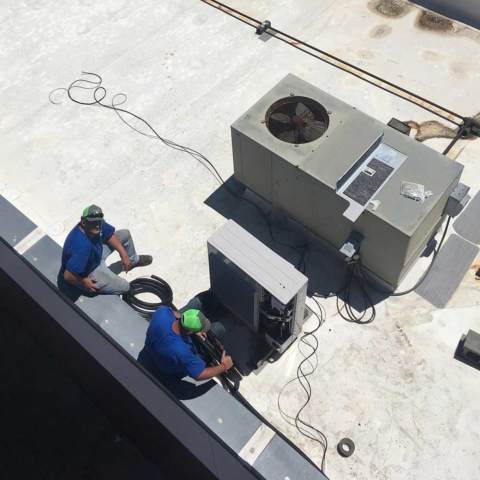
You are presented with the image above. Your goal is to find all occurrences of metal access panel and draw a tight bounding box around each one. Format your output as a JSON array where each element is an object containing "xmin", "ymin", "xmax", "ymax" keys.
[
  {"xmin": 231, "ymin": 74, "xmax": 464, "ymax": 289},
  {"xmin": 208, "ymin": 220, "xmax": 308, "ymax": 339}
]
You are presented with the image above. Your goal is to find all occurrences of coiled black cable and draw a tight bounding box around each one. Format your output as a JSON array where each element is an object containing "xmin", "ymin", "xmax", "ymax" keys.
[
  {"xmin": 336, "ymin": 259, "xmax": 376, "ymax": 324},
  {"xmin": 122, "ymin": 275, "xmax": 173, "ymax": 318}
]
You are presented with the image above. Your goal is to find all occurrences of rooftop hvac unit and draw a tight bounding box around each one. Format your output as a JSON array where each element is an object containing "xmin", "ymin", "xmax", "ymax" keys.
[
  {"xmin": 231, "ymin": 74, "xmax": 464, "ymax": 289},
  {"xmin": 208, "ymin": 220, "xmax": 308, "ymax": 354}
]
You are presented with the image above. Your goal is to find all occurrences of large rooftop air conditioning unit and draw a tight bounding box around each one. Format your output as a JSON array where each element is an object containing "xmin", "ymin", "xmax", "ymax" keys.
[{"xmin": 231, "ymin": 74, "xmax": 464, "ymax": 289}]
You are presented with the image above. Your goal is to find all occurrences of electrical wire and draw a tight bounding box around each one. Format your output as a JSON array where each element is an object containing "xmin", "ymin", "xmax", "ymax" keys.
[
  {"xmin": 331, "ymin": 214, "xmax": 451, "ymax": 324},
  {"xmin": 50, "ymin": 72, "xmax": 226, "ymax": 186},
  {"xmin": 276, "ymin": 296, "xmax": 329, "ymax": 474},
  {"xmin": 335, "ymin": 259, "xmax": 376, "ymax": 324},
  {"xmin": 49, "ymin": 72, "xmax": 308, "ymax": 264}
]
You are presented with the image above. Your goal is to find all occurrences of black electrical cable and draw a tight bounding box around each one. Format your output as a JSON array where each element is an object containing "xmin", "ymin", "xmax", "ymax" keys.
[
  {"xmin": 331, "ymin": 214, "xmax": 451, "ymax": 322},
  {"xmin": 50, "ymin": 73, "xmax": 226, "ymax": 186},
  {"xmin": 233, "ymin": 390, "xmax": 329, "ymax": 479},
  {"xmin": 200, "ymin": 0, "xmax": 465, "ymax": 127},
  {"xmin": 122, "ymin": 275, "xmax": 173, "ymax": 318},
  {"xmin": 336, "ymin": 259, "xmax": 376, "ymax": 324},
  {"xmin": 50, "ymin": 72, "xmax": 308, "ymax": 264},
  {"xmin": 276, "ymin": 296, "xmax": 329, "ymax": 474}
]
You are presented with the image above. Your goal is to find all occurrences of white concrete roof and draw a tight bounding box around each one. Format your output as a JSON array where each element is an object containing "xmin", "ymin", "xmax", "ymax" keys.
[{"xmin": 1, "ymin": 1, "xmax": 480, "ymax": 478}]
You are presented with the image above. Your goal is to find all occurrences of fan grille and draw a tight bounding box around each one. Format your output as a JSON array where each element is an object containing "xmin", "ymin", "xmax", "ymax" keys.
[{"xmin": 265, "ymin": 96, "xmax": 329, "ymax": 144}]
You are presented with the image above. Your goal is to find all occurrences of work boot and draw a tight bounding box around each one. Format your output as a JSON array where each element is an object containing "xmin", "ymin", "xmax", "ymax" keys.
[{"xmin": 134, "ymin": 255, "xmax": 153, "ymax": 268}]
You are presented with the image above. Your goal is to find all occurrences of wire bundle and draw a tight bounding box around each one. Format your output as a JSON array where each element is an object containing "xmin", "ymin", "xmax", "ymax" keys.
[
  {"xmin": 277, "ymin": 296, "xmax": 329, "ymax": 474},
  {"xmin": 335, "ymin": 259, "xmax": 376, "ymax": 324},
  {"xmin": 122, "ymin": 275, "xmax": 173, "ymax": 318}
]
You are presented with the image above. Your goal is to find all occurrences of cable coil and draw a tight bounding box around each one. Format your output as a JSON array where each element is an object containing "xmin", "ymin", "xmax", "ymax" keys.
[{"xmin": 122, "ymin": 275, "xmax": 173, "ymax": 318}]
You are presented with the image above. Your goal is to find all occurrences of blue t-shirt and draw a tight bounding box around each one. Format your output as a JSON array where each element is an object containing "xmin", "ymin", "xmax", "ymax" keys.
[
  {"xmin": 144, "ymin": 306, "xmax": 206, "ymax": 379},
  {"xmin": 61, "ymin": 221, "xmax": 115, "ymax": 277}
]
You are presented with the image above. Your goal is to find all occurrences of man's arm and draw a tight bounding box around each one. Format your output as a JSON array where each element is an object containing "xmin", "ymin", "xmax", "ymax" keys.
[
  {"xmin": 195, "ymin": 351, "xmax": 233, "ymax": 381},
  {"xmin": 107, "ymin": 233, "xmax": 132, "ymax": 272},
  {"xmin": 63, "ymin": 270, "xmax": 97, "ymax": 292}
]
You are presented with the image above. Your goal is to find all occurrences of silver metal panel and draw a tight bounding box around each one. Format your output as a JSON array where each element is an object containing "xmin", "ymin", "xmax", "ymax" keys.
[
  {"xmin": 253, "ymin": 434, "xmax": 328, "ymax": 480},
  {"xmin": 0, "ymin": 195, "xmax": 37, "ymax": 247},
  {"xmin": 337, "ymin": 143, "xmax": 407, "ymax": 222},
  {"xmin": 208, "ymin": 220, "xmax": 308, "ymax": 305},
  {"xmin": 416, "ymin": 234, "xmax": 479, "ymax": 308}
]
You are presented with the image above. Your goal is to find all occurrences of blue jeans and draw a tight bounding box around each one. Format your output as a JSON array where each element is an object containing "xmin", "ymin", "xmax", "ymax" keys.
[{"xmin": 58, "ymin": 229, "xmax": 139, "ymax": 299}]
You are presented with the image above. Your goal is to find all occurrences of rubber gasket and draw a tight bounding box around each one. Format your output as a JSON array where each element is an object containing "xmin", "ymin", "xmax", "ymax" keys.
[{"xmin": 337, "ymin": 438, "xmax": 355, "ymax": 458}]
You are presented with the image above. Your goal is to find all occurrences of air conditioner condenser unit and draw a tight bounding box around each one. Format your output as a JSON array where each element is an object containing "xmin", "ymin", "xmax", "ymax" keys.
[
  {"xmin": 208, "ymin": 220, "xmax": 308, "ymax": 354},
  {"xmin": 231, "ymin": 74, "xmax": 464, "ymax": 289}
]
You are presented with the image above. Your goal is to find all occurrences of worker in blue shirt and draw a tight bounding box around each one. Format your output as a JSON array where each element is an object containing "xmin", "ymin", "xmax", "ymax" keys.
[
  {"xmin": 138, "ymin": 307, "xmax": 233, "ymax": 384},
  {"xmin": 58, "ymin": 204, "xmax": 152, "ymax": 299}
]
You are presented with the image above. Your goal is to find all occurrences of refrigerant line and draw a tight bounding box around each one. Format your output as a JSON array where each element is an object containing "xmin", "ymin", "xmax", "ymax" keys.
[{"xmin": 200, "ymin": 0, "xmax": 465, "ymax": 127}]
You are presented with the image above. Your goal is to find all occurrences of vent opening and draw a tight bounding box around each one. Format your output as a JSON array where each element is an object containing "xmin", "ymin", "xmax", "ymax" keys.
[{"xmin": 265, "ymin": 96, "xmax": 329, "ymax": 144}]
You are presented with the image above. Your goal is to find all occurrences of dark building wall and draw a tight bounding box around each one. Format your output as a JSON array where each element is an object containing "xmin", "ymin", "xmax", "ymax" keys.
[
  {"xmin": 412, "ymin": 0, "xmax": 480, "ymax": 29},
  {"xmin": 0, "ymin": 309, "xmax": 168, "ymax": 480}
]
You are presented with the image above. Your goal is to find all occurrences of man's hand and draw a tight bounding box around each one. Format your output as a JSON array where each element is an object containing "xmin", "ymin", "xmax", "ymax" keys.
[
  {"xmin": 196, "ymin": 332, "xmax": 207, "ymax": 341},
  {"xmin": 82, "ymin": 277, "xmax": 98, "ymax": 292},
  {"xmin": 195, "ymin": 351, "xmax": 234, "ymax": 381},
  {"xmin": 220, "ymin": 351, "xmax": 233, "ymax": 372},
  {"xmin": 121, "ymin": 254, "xmax": 133, "ymax": 273}
]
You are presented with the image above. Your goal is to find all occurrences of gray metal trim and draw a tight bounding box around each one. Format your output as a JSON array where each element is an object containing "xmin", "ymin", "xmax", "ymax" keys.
[{"xmin": 0, "ymin": 196, "xmax": 37, "ymax": 247}]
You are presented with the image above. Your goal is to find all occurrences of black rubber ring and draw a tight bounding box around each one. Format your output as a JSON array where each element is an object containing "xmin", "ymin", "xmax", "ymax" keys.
[{"xmin": 337, "ymin": 438, "xmax": 355, "ymax": 458}]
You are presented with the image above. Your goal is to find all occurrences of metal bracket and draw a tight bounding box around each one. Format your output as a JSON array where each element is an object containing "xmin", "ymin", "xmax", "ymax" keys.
[{"xmin": 256, "ymin": 20, "xmax": 271, "ymax": 35}]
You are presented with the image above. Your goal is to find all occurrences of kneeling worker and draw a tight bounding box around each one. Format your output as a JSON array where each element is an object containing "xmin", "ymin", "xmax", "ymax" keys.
[
  {"xmin": 58, "ymin": 204, "xmax": 152, "ymax": 299},
  {"xmin": 138, "ymin": 306, "xmax": 233, "ymax": 382}
]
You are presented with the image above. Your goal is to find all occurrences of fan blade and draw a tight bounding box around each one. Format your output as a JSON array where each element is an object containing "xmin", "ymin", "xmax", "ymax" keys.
[
  {"xmin": 277, "ymin": 129, "xmax": 296, "ymax": 142},
  {"xmin": 302, "ymin": 120, "xmax": 327, "ymax": 141},
  {"xmin": 270, "ymin": 112, "xmax": 291, "ymax": 124},
  {"xmin": 295, "ymin": 102, "xmax": 315, "ymax": 122}
]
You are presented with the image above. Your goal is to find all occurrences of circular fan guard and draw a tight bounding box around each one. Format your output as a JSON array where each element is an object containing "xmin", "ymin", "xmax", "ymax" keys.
[{"xmin": 265, "ymin": 96, "xmax": 329, "ymax": 144}]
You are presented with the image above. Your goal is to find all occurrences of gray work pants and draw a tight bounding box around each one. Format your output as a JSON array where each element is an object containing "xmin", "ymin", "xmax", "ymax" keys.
[{"xmin": 89, "ymin": 229, "xmax": 139, "ymax": 294}]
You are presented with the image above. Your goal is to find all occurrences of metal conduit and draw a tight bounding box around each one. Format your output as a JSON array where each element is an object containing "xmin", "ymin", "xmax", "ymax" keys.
[{"xmin": 200, "ymin": 0, "xmax": 465, "ymax": 127}]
